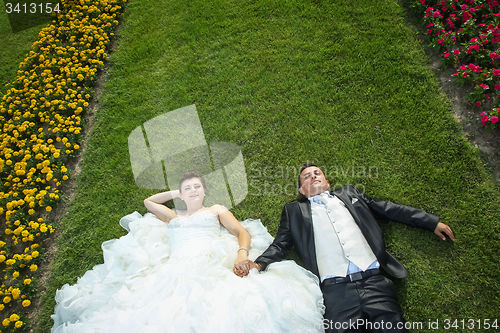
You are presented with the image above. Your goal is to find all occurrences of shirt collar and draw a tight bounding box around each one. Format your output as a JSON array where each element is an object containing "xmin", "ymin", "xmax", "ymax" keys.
[{"xmin": 308, "ymin": 191, "xmax": 332, "ymax": 204}]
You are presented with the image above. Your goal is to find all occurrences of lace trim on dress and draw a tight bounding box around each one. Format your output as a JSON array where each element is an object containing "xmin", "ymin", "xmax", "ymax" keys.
[{"xmin": 168, "ymin": 209, "xmax": 219, "ymax": 228}]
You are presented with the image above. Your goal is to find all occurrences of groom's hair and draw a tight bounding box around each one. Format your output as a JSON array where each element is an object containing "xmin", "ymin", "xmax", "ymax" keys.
[
  {"xmin": 178, "ymin": 171, "xmax": 207, "ymax": 192},
  {"xmin": 298, "ymin": 163, "xmax": 318, "ymax": 187}
]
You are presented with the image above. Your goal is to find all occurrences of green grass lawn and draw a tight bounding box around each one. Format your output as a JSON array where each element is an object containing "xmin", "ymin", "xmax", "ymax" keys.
[
  {"xmin": 0, "ymin": 10, "xmax": 46, "ymax": 94},
  {"xmin": 25, "ymin": 0, "xmax": 500, "ymax": 331}
]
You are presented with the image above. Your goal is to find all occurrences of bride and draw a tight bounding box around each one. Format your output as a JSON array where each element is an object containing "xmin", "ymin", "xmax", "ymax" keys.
[{"xmin": 51, "ymin": 171, "xmax": 325, "ymax": 332}]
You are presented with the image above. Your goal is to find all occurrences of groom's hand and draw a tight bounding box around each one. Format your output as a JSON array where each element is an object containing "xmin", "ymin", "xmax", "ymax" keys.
[
  {"xmin": 233, "ymin": 260, "xmax": 262, "ymax": 277},
  {"xmin": 434, "ymin": 222, "xmax": 455, "ymax": 241},
  {"xmin": 241, "ymin": 260, "xmax": 261, "ymax": 276}
]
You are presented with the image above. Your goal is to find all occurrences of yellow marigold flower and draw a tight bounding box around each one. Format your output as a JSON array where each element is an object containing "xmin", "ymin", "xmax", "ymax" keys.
[
  {"xmin": 11, "ymin": 289, "xmax": 20, "ymax": 299},
  {"xmin": 3, "ymin": 296, "xmax": 11, "ymax": 304},
  {"xmin": 9, "ymin": 314, "xmax": 19, "ymax": 322},
  {"xmin": 5, "ymin": 259, "xmax": 15, "ymax": 265},
  {"xmin": 22, "ymin": 300, "xmax": 30, "ymax": 308},
  {"xmin": 23, "ymin": 279, "xmax": 31, "ymax": 285},
  {"xmin": 0, "ymin": 256, "xmax": 4, "ymax": 263},
  {"xmin": 12, "ymin": 272, "xmax": 19, "ymax": 279},
  {"xmin": 0, "ymin": 303, "xmax": 4, "ymax": 310},
  {"xmin": 32, "ymin": 251, "xmax": 39, "ymax": 258},
  {"xmin": 2, "ymin": 318, "xmax": 9, "ymax": 326},
  {"xmin": 15, "ymin": 320, "xmax": 23, "ymax": 328},
  {"xmin": 29, "ymin": 264, "xmax": 37, "ymax": 272},
  {"xmin": 46, "ymin": 206, "xmax": 52, "ymax": 212}
]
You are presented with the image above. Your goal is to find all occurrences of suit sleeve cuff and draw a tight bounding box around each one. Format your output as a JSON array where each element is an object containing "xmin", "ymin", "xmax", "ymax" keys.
[{"xmin": 255, "ymin": 261, "xmax": 267, "ymax": 272}]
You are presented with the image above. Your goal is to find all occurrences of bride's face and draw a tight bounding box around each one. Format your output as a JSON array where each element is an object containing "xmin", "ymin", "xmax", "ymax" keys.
[{"xmin": 179, "ymin": 178, "xmax": 205, "ymax": 205}]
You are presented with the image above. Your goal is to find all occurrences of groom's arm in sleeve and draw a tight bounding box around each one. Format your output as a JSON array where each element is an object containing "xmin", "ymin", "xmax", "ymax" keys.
[
  {"xmin": 244, "ymin": 205, "xmax": 295, "ymax": 273},
  {"xmin": 352, "ymin": 186, "xmax": 454, "ymax": 240}
]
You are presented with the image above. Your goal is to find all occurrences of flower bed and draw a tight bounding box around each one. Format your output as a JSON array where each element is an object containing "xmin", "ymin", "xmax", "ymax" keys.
[
  {"xmin": 0, "ymin": 0, "xmax": 127, "ymax": 330},
  {"xmin": 411, "ymin": 0, "xmax": 500, "ymax": 131}
]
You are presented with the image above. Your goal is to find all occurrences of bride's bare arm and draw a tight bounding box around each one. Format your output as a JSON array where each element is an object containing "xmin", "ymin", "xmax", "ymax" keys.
[
  {"xmin": 144, "ymin": 191, "xmax": 179, "ymax": 222},
  {"xmin": 213, "ymin": 205, "xmax": 251, "ymax": 276}
]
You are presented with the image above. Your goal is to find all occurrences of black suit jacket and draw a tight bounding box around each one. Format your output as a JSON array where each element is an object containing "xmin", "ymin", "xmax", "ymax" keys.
[{"xmin": 255, "ymin": 186, "xmax": 439, "ymax": 279}]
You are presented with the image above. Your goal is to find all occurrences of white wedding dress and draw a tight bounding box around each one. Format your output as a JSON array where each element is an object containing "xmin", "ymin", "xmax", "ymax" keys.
[{"xmin": 51, "ymin": 210, "xmax": 325, "ymax": 332}]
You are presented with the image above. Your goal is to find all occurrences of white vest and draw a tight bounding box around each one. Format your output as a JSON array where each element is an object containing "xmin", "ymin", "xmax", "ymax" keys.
[{"xmin": 311, "ymin": 194, "xmax": 377, "ymax": 280}]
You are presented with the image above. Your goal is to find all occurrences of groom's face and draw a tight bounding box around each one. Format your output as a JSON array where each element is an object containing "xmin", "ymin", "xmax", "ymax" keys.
[{"xmin": 299, "ymin": 166, "xmax": 330, "ymax": 198}]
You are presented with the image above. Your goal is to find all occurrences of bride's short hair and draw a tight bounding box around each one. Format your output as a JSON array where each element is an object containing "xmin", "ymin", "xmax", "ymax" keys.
[{"xmin": 178, "ymin": 171, "xmax": 207, "ymax": 192}]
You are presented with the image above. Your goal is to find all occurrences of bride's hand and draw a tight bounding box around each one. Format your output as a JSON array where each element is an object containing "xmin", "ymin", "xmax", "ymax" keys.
[{"xmin": 233, "ymin": 252, "xmax": 249, "ymax": 277}]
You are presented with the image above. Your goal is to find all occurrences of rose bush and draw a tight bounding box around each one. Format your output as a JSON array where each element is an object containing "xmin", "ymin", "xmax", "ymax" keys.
[{"xmin": 412, "ymin": 0, "xmax": 500, "ymax": 132}]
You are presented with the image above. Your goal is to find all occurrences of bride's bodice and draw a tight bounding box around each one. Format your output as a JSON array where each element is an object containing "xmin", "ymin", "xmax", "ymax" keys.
[{"xmin": 168, "ymin": 210, "xmax": 220, "ymax": 258}]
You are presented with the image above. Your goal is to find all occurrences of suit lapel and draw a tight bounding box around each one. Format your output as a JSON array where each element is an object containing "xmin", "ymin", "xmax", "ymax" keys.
[
  {"xmin": 332, "ymin": 190, "xmax": 358, "ymax": 219},
  {"xmin": 300, "ymin": 200, "xmax": 313, "ymax": 237},
  {"xmin": 331, "ymin": 190, "xmax": 378, "ymax": 258},
  {"xmin": 298, "ymin": 200, "xmax": 320, "ymax": 276}
]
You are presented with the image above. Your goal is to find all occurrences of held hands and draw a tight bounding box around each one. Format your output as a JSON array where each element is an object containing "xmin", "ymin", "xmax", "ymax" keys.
[
  {"xmin": 434, "ymin": 222, "xmax": 455, "ymax": 241},
  {"xmin": 234, "ymin": 260, "xmax": 261, "ymax": 277},
  {"xmin": 233, "ymin": 250, "xmax": 250, "ymax": 277}
]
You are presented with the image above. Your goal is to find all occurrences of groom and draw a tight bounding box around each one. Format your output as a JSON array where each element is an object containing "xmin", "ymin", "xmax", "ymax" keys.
[{"xmin": 243, "ymin": 163, "xmax": 454, "ymax": 332}]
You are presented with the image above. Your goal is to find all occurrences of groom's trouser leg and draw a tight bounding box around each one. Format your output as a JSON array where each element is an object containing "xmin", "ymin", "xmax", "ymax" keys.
[
  {"xmin": 322, "ymin": 280, "xmax": 364, "ymax": 333},
  {"xmin": 321, "ymin": 275, "xmax": 408, "ymax": 333},
  {"xmin": 359, "ymin": 275, "xmax": 408, "ymax": 333}
]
